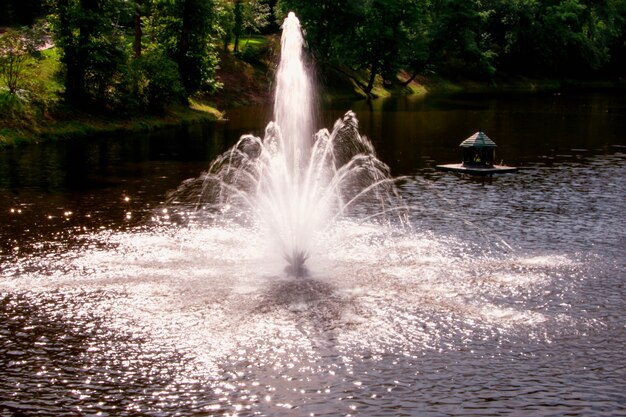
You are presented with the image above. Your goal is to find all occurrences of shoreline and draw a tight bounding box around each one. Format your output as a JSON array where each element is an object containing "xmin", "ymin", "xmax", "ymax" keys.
[
  {"xmin": 319, "ymin": 66, "xmax": 625, "ymax": 101},
  {"xmin": 2, "ymin": 75, "xmax": 621, "ymax": 149},
  {"xmin": 0, "ymin": 100, "xmax": 224, "ymax": 149}
]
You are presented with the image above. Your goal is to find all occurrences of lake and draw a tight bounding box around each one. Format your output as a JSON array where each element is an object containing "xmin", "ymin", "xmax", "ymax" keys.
[{"xmin": 1, "ymin": 91, "xmax": 625, "ymax": 416}]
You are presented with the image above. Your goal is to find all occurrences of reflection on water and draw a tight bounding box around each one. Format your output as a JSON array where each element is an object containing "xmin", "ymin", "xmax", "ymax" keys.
[
  {"xmin": 236, "ymin": 90, "xmax": 626, "ymax": 174},
  {"xmin": 1, "ymin": 93, "xmax": 625, "ymax": 416}
]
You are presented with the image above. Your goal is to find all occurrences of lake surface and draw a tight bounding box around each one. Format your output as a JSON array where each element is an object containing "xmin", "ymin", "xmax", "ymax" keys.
[{"xmin": 1, "ymin": 92, "xmax": 625, "ymax": 416}]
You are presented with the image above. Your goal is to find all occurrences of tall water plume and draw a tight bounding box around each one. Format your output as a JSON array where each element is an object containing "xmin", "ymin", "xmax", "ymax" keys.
[
  {"xmin": 274, "ymin": 12, "xmax": 313, "ymax": 172},
  {"xmin": 164, "ymin": 12, "xmax": 402, "ymax": 276}
]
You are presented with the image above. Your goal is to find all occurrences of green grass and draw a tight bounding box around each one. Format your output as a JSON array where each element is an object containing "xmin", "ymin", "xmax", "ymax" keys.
[
  {"xmin": 1, "ymin": 102, "xmax": 222, "ymax": 147},
  {"xmin": 34, "ymin": 48, "xmax": 63, "ymax": 93},
  {"xmin": 231, "ymin": 35, "xmax": 268, "ymax": 52}
]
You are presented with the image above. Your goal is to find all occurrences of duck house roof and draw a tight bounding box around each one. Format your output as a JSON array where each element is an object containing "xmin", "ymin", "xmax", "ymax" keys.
[{"xmin": 459, "ymin": 131, "xmax": 497, "ymax": 148}]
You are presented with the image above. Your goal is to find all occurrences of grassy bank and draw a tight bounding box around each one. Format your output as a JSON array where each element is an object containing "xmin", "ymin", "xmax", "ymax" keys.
[
  {"xmin": 0, "ymin": 48, "xmax": 223, "ymax": 149},
  {"xmin": 0, "ymin": 101, "xmax": 223, "ymax": 149},
  {"xmin": 0, "ymin": 98, "xmax": 223, "ymax": 148}
]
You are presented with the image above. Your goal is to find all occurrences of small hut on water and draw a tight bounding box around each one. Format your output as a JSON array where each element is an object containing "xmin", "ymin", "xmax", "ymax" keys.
[{"xmin": 436, "ymin": 131, "xmax": 517, "ymax": 175}]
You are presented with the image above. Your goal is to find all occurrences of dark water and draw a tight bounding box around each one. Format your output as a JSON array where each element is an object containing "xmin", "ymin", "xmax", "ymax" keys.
[{"xmin": 1, "ymin": 92, "xmax": 625, "ymax": 416}]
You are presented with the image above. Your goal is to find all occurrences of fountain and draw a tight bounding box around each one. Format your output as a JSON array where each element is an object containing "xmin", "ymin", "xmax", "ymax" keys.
[
  {"xmin": 165, "ymin": 12, "xmax": 402, "ymax": 277},
  {"xmin": 2, "ymin": 10, "xmax": 622, "ymax": 417}
]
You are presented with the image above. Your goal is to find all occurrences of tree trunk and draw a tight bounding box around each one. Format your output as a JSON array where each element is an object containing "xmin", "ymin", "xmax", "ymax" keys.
[
  {"xmin": 365, "ymin": 61, "xmax": 379, "ymax": 96},
  {"xmin": 400, "ymin": 68, "xmax": 421, "ymax": 87},
  {"xmin": 333, "ymin": 66, "xmax": 368, "ymax": 91},
  {"xmin": 179, "ymin": 0, "xmax": 190, "ymax": 57},
  {"xmin": 134, "ymin": 0, "xmax": 142, "ymax": 58},
  {"xmin": 72, "ymin": 0, "xmax": 98, "ymax": 103},
  {"xmin": 178, "ymin": 0, "xmax": 192, "ymax": 92},
  {"xmin": 233, "ymin": 0, "xmax": 242, "ymax": 53},
  {"xmin": 59, "ymin": 0, "xmax": 90, "ymax": 104}
]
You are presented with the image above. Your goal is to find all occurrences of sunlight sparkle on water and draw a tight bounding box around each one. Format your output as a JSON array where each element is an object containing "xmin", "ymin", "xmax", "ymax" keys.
[{"xmin": 1, "ymin": 11, "xmax": 623, "ymax": 417}]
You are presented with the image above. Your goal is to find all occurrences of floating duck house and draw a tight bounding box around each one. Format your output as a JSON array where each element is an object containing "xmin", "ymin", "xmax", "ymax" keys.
[{"xmin": 436, "ymin": 131, "xmax": 517, "ymax": 175}]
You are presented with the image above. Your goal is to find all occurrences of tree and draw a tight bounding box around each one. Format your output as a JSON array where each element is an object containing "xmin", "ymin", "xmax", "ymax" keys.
[
  {"xmin": 276, "ymin": 0, "xmax": 429, "ymax": 95},
  {"xmin": 541, "ymin": 0, "xmax": 593, "ymax": 75},
  {"xmin": 134, "ymin": 0, "xmax": 143, "ymax": 58},
  {"xmin": 546, "ymin": 0, "xmax": 622, "ymax": 76},
  {"xmin": 1, "ymin": 0, "xmax": 45, "ymax": 26},
  {"xmin": 275, "ymin": 0, "xmax": 354, "ymax": 63},
  {"xmin": 480, "ymin": 0, "xmax": 539, "ymax": 75},
  {"xmin": 0, "ymin": 24, "xmax": 46, "ymax": 94},
  {"xmin": 48, "ymin": 0, "xmax": 221, "ymax": 110},
  {"xmin": 428, "ymin": 0, "xmax": 495, "ymax": 79},
  {"xmin": 150, "ymin": 0, "xmax": 220, "ymax": 95},
  {"xmin": 48, "ymin": 0, "xmax": 132, "ymax": 104},
  {"xmin": 233, "ymin": 0, "xmax": 244, "ymax": 52},
  {"xmin": 605, "ymin": 0, "xmax": 626, "ymax": 76},
  {"xmin": 215, "ymin": 0, "xmax": 236, "ymax": 52},
  {"xmin": 482, "ymin": 0, "xmax": 626, "ymax": 78},
  {"xmin": 349, "ymin": 0, "xmax": 430, "ymax": 94},
  {"xmin": 216, "ymin": 0, "xmax": 270, "ymax": 53},
  {"xmin": 240, "ymin": 0, "xmax": 271, "ymax": 42},
  {"xmin": 120, "ymin": 49, "xmax": 185, "ymax": 113}
]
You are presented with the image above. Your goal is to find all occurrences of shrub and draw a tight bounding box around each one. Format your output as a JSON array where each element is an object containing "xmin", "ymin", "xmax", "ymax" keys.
[
  {"xmin": 0, "ymin": 90, "xmax": 36, "ymax": 131},
  {"xmin": 0, "ymin": 24, "xmax": 46, "ymax": 94}
]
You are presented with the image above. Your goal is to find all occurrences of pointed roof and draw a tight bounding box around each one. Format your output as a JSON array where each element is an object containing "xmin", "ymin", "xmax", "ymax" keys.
[{"xmin": 459, "ymin": 131, "xmax": 497, "ymax": 148}]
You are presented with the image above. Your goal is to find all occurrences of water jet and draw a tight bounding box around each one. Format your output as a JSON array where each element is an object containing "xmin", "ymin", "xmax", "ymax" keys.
[
  {"xmin": 283, "ymin": 249, "xmax": 309, "ymax": 278},
  {"xmin": 165, "ymin": 12, "xmax": 402, "ymax": 276}
]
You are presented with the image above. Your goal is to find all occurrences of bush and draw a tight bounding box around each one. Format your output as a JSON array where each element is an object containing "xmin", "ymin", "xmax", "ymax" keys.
[
  {"xmin": 238, "ymin": 40, "xmax": 271, "ymax": 66},
  {"xmin": 0, "ymin": 24, "xmax": 46, "ymax": 94},
  {"xmin": 0, "ymin": 90, "xmax": 24, "ymax": 117},
  {"xmin": 118, "ymin": 50, "xmax": 185, "ymax": 114},
  {"xmin": 0, "ymin": 90, "xmax": 37, "ymax": 131}
]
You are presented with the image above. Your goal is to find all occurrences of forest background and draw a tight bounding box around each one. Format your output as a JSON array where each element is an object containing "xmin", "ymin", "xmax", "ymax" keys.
[{"xmin": 1, "ymin": 0, "xmax": 625, "ymax": 145}]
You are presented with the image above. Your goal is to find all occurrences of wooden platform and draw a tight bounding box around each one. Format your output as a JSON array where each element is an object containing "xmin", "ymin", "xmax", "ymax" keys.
[{"xmin": 435, "ymin": 163, "xmax": 518, "ymax": 175}]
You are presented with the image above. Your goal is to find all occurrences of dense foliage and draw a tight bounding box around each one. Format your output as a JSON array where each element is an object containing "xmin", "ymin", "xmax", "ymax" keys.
[
  {"xmin": 277, "ymin": 0, "xmax": 626, "ymax": 93},
  {"xmin": 1, "ymin": 0, "xmax": 625, "ymax": 107},
  {"xmin": 43, "ymin": 0, "xmax": 223, "ymax": 110}
]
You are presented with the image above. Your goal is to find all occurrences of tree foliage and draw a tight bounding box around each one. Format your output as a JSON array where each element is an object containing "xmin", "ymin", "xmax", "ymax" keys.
[
  {"xmin": 428, "ymin": 0, "xmax": 495, "ymax": 79},
  {"xmin": 118, "ymin": 49, "xmax": 185, "ymax": 113},
  {"xmin": 215, "ymin": 0, "xmax": 271, "ymax": 53},
  {"xmin": 277, "ymin": 0, "xmax": 430, "ymax": 93},
  {"xmin": 5, "ymin": 0, "xmax": 626, "ymax": 109},
  {"xmin": 466, "ymin": 0, "xmax": 626, "ymax": 77},
  {"xmin": 351, "ymin": 0, "xmax": 430, "ymax": 91},
  {"xmin": 277, "ymin": 0, "xmax": 625, "ymax": 94},
  {"xmin": 275, "ymin": 0, "xmax": 354, "ymax": 62},
  {"xmin": 46, "ymin": 0, "xmax": 221, "ymax": 110},
  {"xmin": 48, "ymin": 0, "xmax": 132, "ymax": 105},
  {"xmin": 149, "ymin": 0, "xmax": 220, "ymax": 95}
]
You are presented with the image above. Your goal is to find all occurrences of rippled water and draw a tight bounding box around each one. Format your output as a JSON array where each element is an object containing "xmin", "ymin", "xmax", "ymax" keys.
[{"xmin": 1, "ymin": 95, "xmax": 626, "ymax": 416}]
